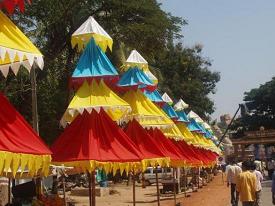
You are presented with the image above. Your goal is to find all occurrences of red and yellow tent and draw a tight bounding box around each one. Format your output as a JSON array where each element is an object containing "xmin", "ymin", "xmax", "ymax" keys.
[
  {"xmin": 124, "ymin": 119, "xmax": 170, "ymax": 169},
  {"xmin": 51, "ymin": 109, "xmax": 143, "ymax": 174},
  {"xmin": 0, "ymin": 93, "xmax": 51, "ymax": 177}
]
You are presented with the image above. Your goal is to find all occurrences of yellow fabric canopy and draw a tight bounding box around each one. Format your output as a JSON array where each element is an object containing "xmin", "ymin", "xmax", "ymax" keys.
[
  {"xmin": 0, "ymin": 11, "xmax": 43, "ymax": 76},
  {"xmin": 60, "ymin": 80, "xmax": 131, "ymax": 126},
  {"xmin": 122, "ymin": 90, "xmax": 184, "ymax": 139}
]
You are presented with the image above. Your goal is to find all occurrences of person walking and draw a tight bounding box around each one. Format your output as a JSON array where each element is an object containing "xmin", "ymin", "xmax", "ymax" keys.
[
  {"xmin": 272, "ymin": 170, "xmax": 275, "ymax": 205},
  {"xmin": 252, "ymin": 162, "xmax": 263, "ymax": 206},
  {"xmin": 227, "ymin": 159, "xmax": 242, "ymax": 206},
  {"xmin": 236, "ymin": 160, "xmax": 257, "ymax": 206}
]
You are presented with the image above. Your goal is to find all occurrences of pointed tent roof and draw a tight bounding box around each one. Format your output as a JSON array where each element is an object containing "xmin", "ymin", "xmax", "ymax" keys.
[
  {"xmin": 188, "ymin": 119, "xmax": 203, "ymax": 132},
  {"xmin": 117, "ymin": 67, "xmax": 156, "ymax": 91},
  {"xmin": 122, "ymin": 89, "xmax": 168, "ymax": 121},
  {"xmin": 124, "ymin": 50, "xmax": 158, "ymax": 84},
  {"xmin": 52, "ymin": 109, "xmax": 143, "ymax": 174},
  {"xmin": 71, "ymin": 38, "xmax": 118, "ymax": 86},
  {"xmin": 175, "ymin": 122, "xmax": 196, "ymax": 143},
  {"xmin": 0, "ymin": 0, "xmax": 29, "ymax": 14},
  {"xmin": 61, "ymin": 80, "xmax": 131, "ymax": 126},
  {"xmin": 176, "ymin": 111, "xmax": 189, "ymax": 123},
  {"xmin": 143, "ymin": 90, "xmax": 165, "ymax": 105},
  {"xmin": 171, "ymin": 140, "xmax": 202, "ymax": 166},
  {"xmin": 162, "ymin": 92, "xmax": 173, "ymax": 105},
  {"xmin": 0, "ymin": 11, "xmax": 44, "ymax": 77},
  {"xmin": 174, "ymin": 99, "xmax": 189, "ymax": 111},
  {"xmin": 71, "ymin": 16, "xmax": 113, "ymax": 52},
  {"xmin": 122, "ymin": 90, "xmax": 183, "ymax": 139},
  {"xmin": 162, "ymin": 104, "xmax": 178, "ymax": 120},
  {"xmin": 125, "ymin": 50, "xmax": 148, "ymax": 69},
  {"xmin": 0, "ymin": 93, "xmax": 51, "ymax": 177},
  {"xmin": 188, "ymin": 110, "xmax": 204, "ymax": 123},
  {"xmin": 124, "ymin": 120, "xmax": 169, "ymax": 168},
  {"xmin": 147, "ymin": 128, "xmax": 187, "ymax": 167}
]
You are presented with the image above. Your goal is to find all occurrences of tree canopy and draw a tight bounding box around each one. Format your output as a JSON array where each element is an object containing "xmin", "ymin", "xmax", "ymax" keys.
[{"xmin": 0, "ymin": 0, "xmax": 220, "ymax": 144}]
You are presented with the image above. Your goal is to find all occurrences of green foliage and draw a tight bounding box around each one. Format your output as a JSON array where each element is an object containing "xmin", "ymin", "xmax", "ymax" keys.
[
  {"xmin": 1, "ymin": 0, "xmax": 220, "ymax": 144},
  {"xmin": 239, "ymin": 77, "xmax": 275, "ymax": 130},
  {"xmin": 155, "ymin": 43, "xmax": 220, "ymax": 118}
]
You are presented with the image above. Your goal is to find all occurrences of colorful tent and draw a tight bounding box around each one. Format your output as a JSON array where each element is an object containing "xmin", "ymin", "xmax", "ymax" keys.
[
  {"xmin": 162, "ymin": 103, "xmax": 178, "ymax": 120},
  {"xmin": 122, "ymin": 89, "xmax": 184, "ymax": 139},
  {"xmin": 0, "ymin": 0, "xmax": 29, "ymax": 14},
  {"xmin": 0, "ymin": 11, "xmax": 44, "ymax": 77},
  {"xmin": 123, "ymin": 50, "xmax": 158, "ymax": 84},
  {"xmin": 143, "ymin": 90, "xmax": 165, "ymax": 106},
  {"xmin": 124, "ymin": 120, "xmax": 170, "ymax": 168},
  {"xmin": 52, "ymin": 109, "xmax": 143, "ymax": 174},
  {"xmin": 60, "ymin": 80, "xmax": 131, "ymax": 126},
  {"xmin": 188, "ymin": 110, "xmax": 204, "ymax": 123},
  {"xmin": 71, "ymin": 38, "xmax": 118, "ymax": 86},
  {"xmin": 162, "ymin": 92, "xmax": 173, "ymax": 105},
  {"xmin": 0, "ymin": 93, "xmax": 51, "ymax": 177},
  {"xmin": 124, "ymin": 50, "xmax": 148, "ymax": 70},
  {"xmin": 117, "ymin": 67, "xmax": 156, "ymax": 91},
  {"xmin": 174, "ymin": 99, "xmax": 189, "ymax": 111},
  {"xmin": 147, "ymin": 128, "xmax": 187, "ymax": 167},
  {"xmin": 188, "ymin": 119, "xmax": 203, "ymax": 132},
  {"xmin": 176, "ymin": 111, "xmax": 189, "ymax": 123},
  {"xmin": 171, "ymin": 140, "xmax": 202, "ymax": 166},
  {"xmin": 71, "ymin": 16, "xmax": 113, "ymax": 52}
]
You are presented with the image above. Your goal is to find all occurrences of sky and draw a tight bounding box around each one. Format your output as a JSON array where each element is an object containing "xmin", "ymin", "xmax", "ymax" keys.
[{"xmin": 160, "ymin": 0, "xmax": 275, "ymax": 120}]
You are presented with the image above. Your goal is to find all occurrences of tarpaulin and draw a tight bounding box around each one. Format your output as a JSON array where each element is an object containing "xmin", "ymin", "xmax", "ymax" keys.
[
  {"xmin": 124, "ymin": 120, "xmax": 170, "ymax": 168},
  {"xmin": 0, "ymin": 93, "xmax": 51, "ymax": 177},
  {"xmin": 52, "ymin": 109, "xmax": 143, "ymax": 174},
  {"xmin": 71, "ymin": 38, "xmax": 118, "ymax": 86},
  {"xmin": 0, "ymin": 11, "xmax": 43, "ymax": 77},
  {"xmin": 117, "ymin": 67, "xmax": 156, "ymax": 91},
  {"xmin": 71, "ymin": 16, "xmax": 113, "ymax": 52},
  {"xmin": 60, "ymin": 80, "xmax": 131, "ymax": 126}
]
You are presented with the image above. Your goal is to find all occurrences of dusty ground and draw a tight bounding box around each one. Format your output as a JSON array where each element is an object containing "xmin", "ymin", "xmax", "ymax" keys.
[{"xmin": 67, "ymin": 173, "xmax": 230, "ymax": 206}]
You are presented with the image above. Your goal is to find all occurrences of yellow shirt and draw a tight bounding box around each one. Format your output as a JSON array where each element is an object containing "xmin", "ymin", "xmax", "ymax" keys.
[{"xmin": 236, "ymin": 171, "xmax": 257, "ymax": 202}]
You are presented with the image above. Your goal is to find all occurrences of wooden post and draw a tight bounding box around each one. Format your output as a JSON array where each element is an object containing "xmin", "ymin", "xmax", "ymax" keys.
[
  {"xmin": 88, "ymin": 173, "xmax": 92, "ymax": 206},
  {"xmin": 91, "ymin": 171, "xmax": 96, "ymax": 206},
  {"xmin": 8, "ymin": 178, "xmax": 11, "ymax": 206},
  {"xmin": 155, "ymin": 171, "xmax": 160, "ymax": 206},
  {"xmin": 30, "ymin": 66, "xmax": 39, "ymax": 133},
  {"xmin": 132, "ymin": 173, "xmax": 136, "ymax": 206},
  {"xmin": 173, "ymin": 168, "xmax": 177, "ymax": 206},
  {"xmin": 62, "ymin": 176, "xmax": 67, "ymax": 206}
]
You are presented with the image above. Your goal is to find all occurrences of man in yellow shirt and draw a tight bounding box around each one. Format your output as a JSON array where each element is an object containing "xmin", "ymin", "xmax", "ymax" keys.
[{"xmin": 236, "ymin": 160, "xmax": 257, "ymax": 206}]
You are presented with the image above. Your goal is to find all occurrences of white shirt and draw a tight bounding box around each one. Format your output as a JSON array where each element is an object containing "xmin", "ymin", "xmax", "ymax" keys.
[
  {"xmin": 254, "ymin": 170, "xmax": 263, "ymax": 191},
  {"xmin": 227, "ymin": 164, "xmax": 242, "ymax": 184}
]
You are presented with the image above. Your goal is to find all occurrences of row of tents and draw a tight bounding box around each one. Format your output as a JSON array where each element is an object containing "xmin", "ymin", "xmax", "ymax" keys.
[{"xmin": 0, "ymin": 2, "xmax": 221, "ymax": 206}]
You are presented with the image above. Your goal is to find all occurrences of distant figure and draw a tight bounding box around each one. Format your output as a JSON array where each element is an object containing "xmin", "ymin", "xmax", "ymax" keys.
[
  {"xmin": 236, "ymin": 160, "xmax": 257, "ymax": 206},
  {"xmin": 227, "ymin": 159, "xmax": 242, "ymax": 206},
  {"xmin": 272, "ymin": 171, "xmax": 275, "ymax": 205},
  {"xmin": 267, "ymin": 159, "xmax": 275, "ymax": 180},
  {"xmin": 252, "ymin": 162, "xmax": 263, "ymax": 206}
]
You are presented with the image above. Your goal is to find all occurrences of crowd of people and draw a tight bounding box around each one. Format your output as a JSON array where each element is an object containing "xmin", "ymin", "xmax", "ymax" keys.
[{"xmin": 226, "ymin": 158, "xmax": 275, "ymax": 206}]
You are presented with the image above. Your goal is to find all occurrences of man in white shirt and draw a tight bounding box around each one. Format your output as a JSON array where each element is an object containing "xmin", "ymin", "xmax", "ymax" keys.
[
  {"xmin": 252, "ymin": 162, "xmax": 263, "ymax": 206},
  {"xmin": 227, "ymin": 159, "xmax": 242, "ymax": 206}
]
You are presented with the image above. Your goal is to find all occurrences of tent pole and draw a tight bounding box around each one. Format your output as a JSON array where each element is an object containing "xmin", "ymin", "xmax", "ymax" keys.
[
  {"xmin": 88, "ymin": 173, "xmax": 92, "ymax": 206},
  {"xmin": 30, "ymin": 66, "xmax": 39, "ymax": 133},
  {"xmin": 173, "ymin": 168, "xmax": 177, "ymax": 206},
  {"xmin": 62, "ymin": 175, "xmax": 67, "ymax": 206},
  {"xmin": 8, "ymin": 178, "xmax": 11, "ymax": 206},
  {"xmin": 132, "ymin": 172, "xmax": 136, "ymax": 206},
  {"xmin": 155, "ymin": 170, "xmax": 160, "ymax": 206},
  {"xmin": 92, "ymin": 171, "xmax": 96, "ymax": 206}
]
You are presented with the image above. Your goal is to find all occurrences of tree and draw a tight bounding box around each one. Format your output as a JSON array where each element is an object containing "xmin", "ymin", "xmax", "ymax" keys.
[
  {"xmin": 154, "ymin": 43, "xmax": 220, "ymax": 119},
  {"xmin": 239, "ymin": 77, "xmax": 275, "ymax": 131}
]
